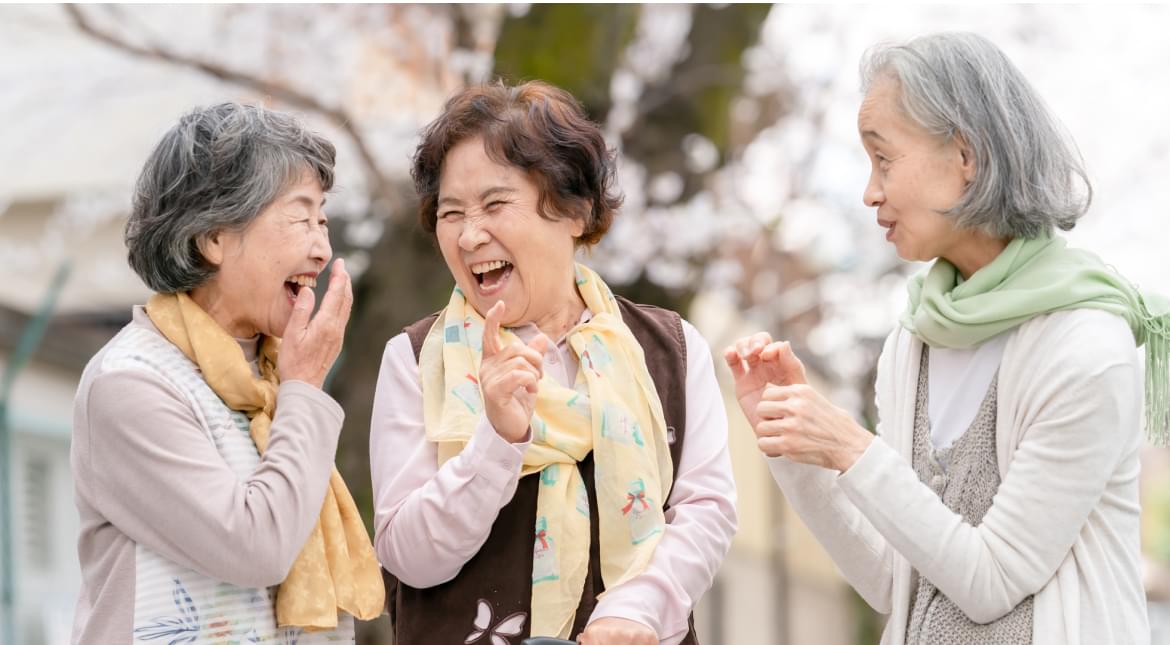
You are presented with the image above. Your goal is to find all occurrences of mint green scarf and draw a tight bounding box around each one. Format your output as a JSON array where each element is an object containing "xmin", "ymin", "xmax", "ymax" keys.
[{"xmin": 902, "ymin": 235, "xmax": 1170, "ymax": 444}]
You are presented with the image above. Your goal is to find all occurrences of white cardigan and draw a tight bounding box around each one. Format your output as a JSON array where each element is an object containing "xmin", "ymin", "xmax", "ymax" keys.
[{"xmin": 768, "ymin": 309, "xmax": 1149, "ymax": 644}]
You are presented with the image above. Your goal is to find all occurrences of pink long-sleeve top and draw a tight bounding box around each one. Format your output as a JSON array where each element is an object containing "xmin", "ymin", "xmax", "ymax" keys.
[{"xmin": 369, "ymin": 312, "xmax": 737, "ymax": 644}]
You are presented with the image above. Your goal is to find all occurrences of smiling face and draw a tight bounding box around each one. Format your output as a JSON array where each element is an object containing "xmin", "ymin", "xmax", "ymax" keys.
[
  {"xmin": 435, "ymin": 137, "xmax": 585, "ymax": 330},
  {"xmin": 189, "ymin": 168, "xmax": 332, "ymax": 338},
  {"xmin": 858, "ymin": 77, "xmax": 978, "ymax": 265}
]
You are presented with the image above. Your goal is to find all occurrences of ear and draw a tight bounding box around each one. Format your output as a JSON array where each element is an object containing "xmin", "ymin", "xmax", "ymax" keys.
[
  {"xmin": 955, "ymin": 134, "xmax": 977, "ymax": 184},
  {"xmin": 570, "ymin": 216, "xmax": 587, "ymax": 240},
  {"xmin": 570, "ymin": 200, "xmax": 591, "ymax": 239},
  {"xmin": 196, "ymin": 230, "xmax": 226, "ymax": 267}
]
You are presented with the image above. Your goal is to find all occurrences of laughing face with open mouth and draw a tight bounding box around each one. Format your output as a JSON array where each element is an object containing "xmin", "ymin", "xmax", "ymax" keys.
[
  {"xmin": 434, "ymin": 136, "xmax": 587, "ymax": 338},
  {"xmin": 190, "ymin": 167, "xmax": 332, "ymax": 339}
]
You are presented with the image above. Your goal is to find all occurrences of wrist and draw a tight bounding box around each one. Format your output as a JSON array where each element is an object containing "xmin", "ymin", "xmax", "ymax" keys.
[
  {"xmin": 487, "ymin": 411, "xmax": 530, "ymax": 444},
  {"xmin": 506, "ymin": 424, "xmax": 532, "ymax": 444},
  {"xmin": 834, "ymin": 425, "xmax": 873, "ymax": 473}
]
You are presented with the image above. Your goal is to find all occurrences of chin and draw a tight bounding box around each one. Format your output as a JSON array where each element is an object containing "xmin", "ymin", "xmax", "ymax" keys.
[
  {"xmin": 265, "ymin": 311, "xmax": 292, "ymax": 339},
  {"xmin": 894, "ymin": 244, "xmax": 927, "ymax": 264}
]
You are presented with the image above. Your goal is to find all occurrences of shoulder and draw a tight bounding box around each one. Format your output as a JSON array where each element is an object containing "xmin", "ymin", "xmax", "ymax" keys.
[
  {"xmin": 80, "ymin": 314, "xmax": 189, "ymax": 396},
  {"xmin": 615, "ymin": 295, "xmax": 686, "ymax": 351},
  {"xmin": 616, "ymin": 296, "xmax": 683, "ymax": 329},
  {"xmin": 1011, "ymin": 308, "xmax": 1139, "ymax": 375},
  {"xmin": 402, "ymin": 312, "xmax": 442, "ymax": 361},
  {"xmin": 382, "ymin": 331, "xmax": 419, "ymax": 370}
]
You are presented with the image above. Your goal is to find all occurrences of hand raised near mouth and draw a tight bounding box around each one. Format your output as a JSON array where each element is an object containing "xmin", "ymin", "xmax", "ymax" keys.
[{"xmin": 278, "ymin": 258, "xmax": 353, "ymax": 388}]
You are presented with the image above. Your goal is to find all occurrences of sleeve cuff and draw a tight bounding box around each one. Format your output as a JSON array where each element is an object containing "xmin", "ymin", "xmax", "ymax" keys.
[
  {"xmin": 587, "ymin": 600, "xmax": 664, "ymax": 640},
  {"xmin": 590, "ymin": 578, "xmax": 685, "ymax": 641},
  {"xmin": 461, "ymin": 415, "xmax": 527, "ymax": 486},
  {"xmin": 836, "ymin": 435, "xmax": 895, "ymax": 500}
]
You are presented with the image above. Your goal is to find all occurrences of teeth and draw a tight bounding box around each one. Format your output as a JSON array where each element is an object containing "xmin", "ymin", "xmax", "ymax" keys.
[
  {"xmin": 289, "ymin": 275, "xmax": 317, "ymax": 288},
  {"xmin": 470, "ymin": 260, "xmax": 511, "ymax": 275}
]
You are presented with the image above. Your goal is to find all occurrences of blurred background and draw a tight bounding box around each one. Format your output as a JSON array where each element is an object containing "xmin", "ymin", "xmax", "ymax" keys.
[{"xmin": 2, "ymin": 4, "xmax": 1169, "ymax": 644}]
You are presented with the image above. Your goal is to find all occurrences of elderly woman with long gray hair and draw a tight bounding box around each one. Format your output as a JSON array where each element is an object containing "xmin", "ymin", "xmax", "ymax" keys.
[
  {"xmin": 727, "ymin": 33, "xmax": 1168, "ymax": 644},
  {"xmin": 71, "ymin": 103, "xmax": 383, "ymax": 644}
]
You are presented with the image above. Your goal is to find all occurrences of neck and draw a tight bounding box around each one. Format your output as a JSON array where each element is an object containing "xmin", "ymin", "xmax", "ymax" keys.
[
  {"xmin": 188, "ymin": 285, "xmax": 256, "ymax": 338},
  {"xmin": 945, "ymin": 232, "xmax": 1011, "ymax": 280},
  {"xmin": 530, "ymin": 289, "xmax": 587, "ymax": 341}
]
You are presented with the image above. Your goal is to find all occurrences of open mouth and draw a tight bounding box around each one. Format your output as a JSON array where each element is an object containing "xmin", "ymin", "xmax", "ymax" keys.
[
  {"xmin": 284, "ymin": 274, "xmax": 317, "ymax": 303},
  {"xmin": 470, "ymin": 259, "xmax": 513, "ymax": 295}
]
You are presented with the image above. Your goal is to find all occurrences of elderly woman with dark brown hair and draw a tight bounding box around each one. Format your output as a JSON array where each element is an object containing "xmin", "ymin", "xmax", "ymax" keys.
[{"xmin": 369, "ymin": 81, "xmax": 737, "ymax": 645}]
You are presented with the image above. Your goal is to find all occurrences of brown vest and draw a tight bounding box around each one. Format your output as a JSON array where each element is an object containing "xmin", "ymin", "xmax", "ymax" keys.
[{"xmin": 383, "ymin": 296, "xmax": 699, "ymax": 644}]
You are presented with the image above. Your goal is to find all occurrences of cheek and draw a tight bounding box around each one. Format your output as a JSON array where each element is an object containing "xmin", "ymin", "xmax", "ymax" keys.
[{"xmin": 435, "ymin": 230, "xmax": 463, "ymax": 273}]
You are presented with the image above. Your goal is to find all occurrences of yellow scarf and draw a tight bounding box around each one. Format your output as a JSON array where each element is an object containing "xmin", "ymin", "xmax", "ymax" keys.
[
  {"xmin": 419, "ymin": 264, "xmax": 673, "ymax": 638},
  {"xmin": 145, "ymin": 292, "xmax": 384, "ymax": 630}
]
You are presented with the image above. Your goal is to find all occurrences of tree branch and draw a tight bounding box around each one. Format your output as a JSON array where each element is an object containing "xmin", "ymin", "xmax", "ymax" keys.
[{"xmin": 63, "ymin": 4, "xmax": 398, "ymax": 219}]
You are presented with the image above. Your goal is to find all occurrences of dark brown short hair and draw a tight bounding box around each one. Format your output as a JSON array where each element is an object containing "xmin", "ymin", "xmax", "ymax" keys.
[{"xmin": 411, "ymin": 80, "xmax": 622, "ymax": 246}]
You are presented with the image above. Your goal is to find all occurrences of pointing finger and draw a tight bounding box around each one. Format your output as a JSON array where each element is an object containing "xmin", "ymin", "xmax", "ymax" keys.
[{"xmin": 483, "ymin": 301, "xmax": 505, "ymax": 357}]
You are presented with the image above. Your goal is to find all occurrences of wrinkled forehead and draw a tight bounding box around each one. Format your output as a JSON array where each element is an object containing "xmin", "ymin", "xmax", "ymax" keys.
[
  {"xmin": 858, "ymin": 81, "xmax": 896, "ymax": 129},
  {"xmin": 857, "ymin": 76, "xmax": 925, "ymax": 142}
]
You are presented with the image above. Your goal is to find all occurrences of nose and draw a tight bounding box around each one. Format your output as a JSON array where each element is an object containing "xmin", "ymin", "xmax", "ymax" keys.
[
  {"xmin": 310, "ymin": 223, "xmax": 332, "ymax": 268},
  {"xmin": 458, "ymin": 215, "xmax": 491, "ymax": 252},
  {"xmin": 863, "ymin": 170, "xmax": 884, "ymax": 208}
]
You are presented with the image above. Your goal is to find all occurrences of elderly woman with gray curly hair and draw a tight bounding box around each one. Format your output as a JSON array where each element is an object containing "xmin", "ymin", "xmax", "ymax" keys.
[
  {"xmin": 727, "ymin": 33, "xmax": 1169, "ymax": 644},
  {"xmin": 71, "ymin": 103, "xmax": 383, "ymax": 644}
]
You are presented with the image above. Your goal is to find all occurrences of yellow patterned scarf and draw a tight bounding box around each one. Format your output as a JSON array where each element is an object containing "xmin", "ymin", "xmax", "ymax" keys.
[
  {"xmin": 419, "ymin": 264, "xmax": 673, "ymax": 638},
  {"xmin": 146, "ymin": 292, "xmax": 384, "ymax": 630}
]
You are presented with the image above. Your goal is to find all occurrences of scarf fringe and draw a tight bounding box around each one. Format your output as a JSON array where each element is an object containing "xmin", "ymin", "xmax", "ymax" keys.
[{"xmin": 1141, "ymin": 303, "xmax": 1170, "ymax": 445}]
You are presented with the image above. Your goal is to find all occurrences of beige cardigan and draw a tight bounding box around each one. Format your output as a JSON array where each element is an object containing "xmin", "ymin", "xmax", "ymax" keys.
[{"xmin": 768, "ymin": 309, "xmax": 1149, "ymax": 644}]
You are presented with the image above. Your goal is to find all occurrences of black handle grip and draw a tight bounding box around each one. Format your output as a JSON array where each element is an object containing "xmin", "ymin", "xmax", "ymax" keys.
[{"xmin": 521, "ymin": 639, "xmax": 577, "ymax": 645}]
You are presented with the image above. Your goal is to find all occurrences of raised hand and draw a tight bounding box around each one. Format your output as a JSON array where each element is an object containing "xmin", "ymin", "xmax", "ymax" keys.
[
  {"xmin": 722, "ymin": 332, "xmax": 808, "ymax": 428},
  {"xmin": 480, "ymin": 301, "xmax": 549, "ymax": 443},
  {"xmin": 278, "ymin": 258, "xmax": 353, "ymax": 388},
  {"xmin": 753, "ymin": 383, "xmax": 873, "ymax": 472}
]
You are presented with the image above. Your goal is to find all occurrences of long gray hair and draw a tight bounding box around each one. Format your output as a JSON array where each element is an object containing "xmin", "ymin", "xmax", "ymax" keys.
[
  {"xmin": 861, "ymin": 32, "xmax": 1091, "ymax": 239},
  {"xmin": 125, "ymin": 102, "xmax": 335, "ymax": 293}
]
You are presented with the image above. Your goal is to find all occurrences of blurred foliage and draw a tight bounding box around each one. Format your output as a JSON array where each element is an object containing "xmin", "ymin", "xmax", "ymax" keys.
[
  {"xmin": 624, "ymin": 3, "xmax": 772, "ymax": 186},
  {"xmin": 493, "ymin": 4, "xmax": 638, "ymax": 116}
]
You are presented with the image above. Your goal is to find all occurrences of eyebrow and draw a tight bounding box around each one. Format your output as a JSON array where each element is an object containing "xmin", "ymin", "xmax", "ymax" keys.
[
  {"xmin": 438, "ymin": 186, "xmax": 517, "ymax": 207},
  {"xmin": 860, "ymin": 130, "xmax": 887, "ymax": 143}
]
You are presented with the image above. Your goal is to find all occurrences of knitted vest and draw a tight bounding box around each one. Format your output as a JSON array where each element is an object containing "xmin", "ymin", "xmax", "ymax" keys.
[
  {"xmin": 101, "ymin": 325, "xmax": 353, "ymax": 644},
  {"xmin": 383, "ymin": 296, "xmax": 698, "ymax": 644},
  {"xmin": 905, "ymin": 347, "xmax": 1033, "ymax": 644}
]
